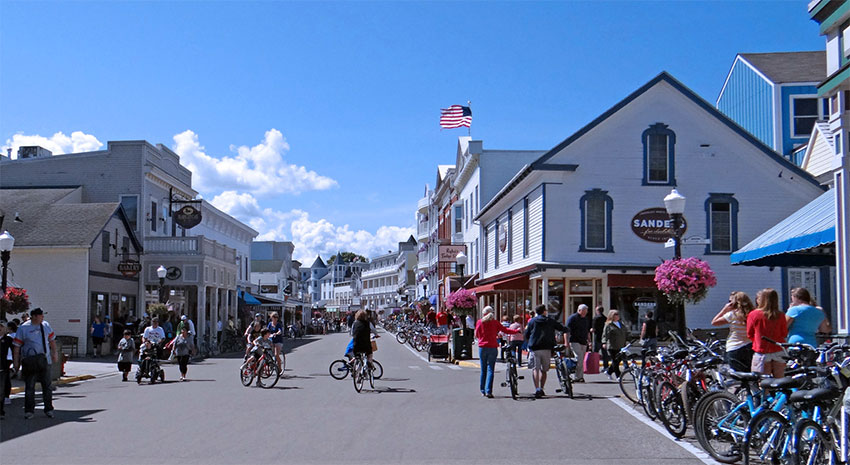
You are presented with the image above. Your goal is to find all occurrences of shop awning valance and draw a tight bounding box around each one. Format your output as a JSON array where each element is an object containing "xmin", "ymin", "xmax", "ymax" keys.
[
  {"xmin": 469, "ymin": 275, "xmax": 530, "ymax": 294},
  {"xmin": 731, "ymin": 190, "xmax": 835, "ymax": 267}
]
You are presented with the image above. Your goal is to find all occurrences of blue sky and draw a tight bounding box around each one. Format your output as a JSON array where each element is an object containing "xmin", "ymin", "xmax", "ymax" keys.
[{"xmin": 0, "ymin": 1, "xmax": 824, "ymax": 263}]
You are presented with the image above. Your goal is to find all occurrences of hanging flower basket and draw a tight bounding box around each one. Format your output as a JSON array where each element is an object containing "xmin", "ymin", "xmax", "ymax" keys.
[
  {"xmin": 445, "ymin": 289, "xmax": 476, "ymax": 316},
  {"xmin": 0, "ymin": 287, "xmax": 31, "ymax": 316},
  {"xmin": 654, "ymin": 257, "xmax": 717, "ymax": 306}
]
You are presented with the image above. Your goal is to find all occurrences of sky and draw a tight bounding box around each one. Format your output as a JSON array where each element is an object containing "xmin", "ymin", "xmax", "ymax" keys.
[{"xmin": 0, "ymin": 1, "xmax": 825, "ymax": 264}]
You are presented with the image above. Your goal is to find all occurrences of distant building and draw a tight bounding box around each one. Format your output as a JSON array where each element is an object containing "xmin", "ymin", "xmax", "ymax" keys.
[{"xmin": 717, "ymin": 51, "xmax": 826, "ymax": 163}]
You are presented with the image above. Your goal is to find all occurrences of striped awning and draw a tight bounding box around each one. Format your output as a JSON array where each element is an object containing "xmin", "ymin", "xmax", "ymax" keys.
[{"xmin": 731, "ymin": 190, "xmax": 835, "ymax": 267}]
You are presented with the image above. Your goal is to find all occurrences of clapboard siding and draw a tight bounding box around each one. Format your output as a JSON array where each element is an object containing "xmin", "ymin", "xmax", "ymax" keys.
[
  {"xmin": 804, "ymin": 128, "xmax": 836, "ymax": 177},
  {"xmin": 717, "ymin": 57, "xmax": 775, "ymax": 150},
  {"xmin": 510, "ymin": 202, "xmax": 524, "ymax": 263}
]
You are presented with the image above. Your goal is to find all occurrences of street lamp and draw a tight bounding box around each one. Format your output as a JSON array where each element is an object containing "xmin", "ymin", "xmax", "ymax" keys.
[
  {"xmin": 663, "ymin": 189, "xmax": 686, "ymax": 259},
  {"xmin": 0, "ymin": 231, "xmax": 14, "ymax": 321},
  {"xmin": 663, "ymin": 189, "xmax": 687, "ymax": 336},
  {"xmin": 420, "ymin": 276, "xmax": 428, "ymax": 299},
  {"xmin": 156, "ymin": 265, "xmax": 168, "ymax": 304},
  {"xmin": 455, "ymin": 251, "xmax": 467, "ymax": 278}
]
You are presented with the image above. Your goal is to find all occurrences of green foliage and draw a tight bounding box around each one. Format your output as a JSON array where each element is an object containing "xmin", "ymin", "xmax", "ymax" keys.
[
  {"xmin": 327, "ymin": 252, "xmax": 368, "ymax": 264},
  {"xmin": 146, "ymin": 303, "xmax": 169, "ymax": 319}
]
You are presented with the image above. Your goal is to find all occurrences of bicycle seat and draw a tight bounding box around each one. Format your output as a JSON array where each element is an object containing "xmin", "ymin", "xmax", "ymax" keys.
[
  {"xmin": 725, "ymin": 370, "xmax": 763, "ymax": 383},
  {"xmin": 789, "ymin": 387, "xmax": 841, "ymax": 405},
  {"xmin": 693, "ymin": 356, "xmax": 723, "ymax": 370},
  {"xmin": 760, "ymin": 376, "xmax": 807, "ymax": 391}
]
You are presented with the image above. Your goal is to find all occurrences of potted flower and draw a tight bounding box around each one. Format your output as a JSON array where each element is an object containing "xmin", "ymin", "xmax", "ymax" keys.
[
  {"xmin": 446, "ymin": 288, "xmax": 477, "ymax": 329},
  {"xmin": 0, "ymin": 286, "xmax": 30, "ymax": 319},
  {"xmin": 654, "ymin": 257, "xmax": 717, "ymax": 306}
]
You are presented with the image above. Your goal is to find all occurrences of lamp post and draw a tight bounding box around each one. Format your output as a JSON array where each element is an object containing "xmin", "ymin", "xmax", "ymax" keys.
[
  {"xmin": 455, "ymin": 251, "xmax": 467, "ymax": 279},
  {"xmin": 663, "ymin": 189, "xmax": 687, "ymax": 335},
  {"xmin": 0, "ymin": 231, "xmax": 15, "ymax": 321},
  {"xmin": 420, "ymin": 277, "xmax": 428, "ymax": 299},
  {"xmin": 156, "ymin": 265, "xmax": 168, "ymax": 304}
]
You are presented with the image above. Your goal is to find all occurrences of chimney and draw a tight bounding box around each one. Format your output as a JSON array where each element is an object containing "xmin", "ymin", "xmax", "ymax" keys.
[{"xmin": 5, "ymin": 148, "xmax": 10, "ymax": 157}]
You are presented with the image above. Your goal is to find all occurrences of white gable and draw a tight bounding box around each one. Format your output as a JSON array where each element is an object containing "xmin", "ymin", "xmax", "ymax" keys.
[{"xmin": 801, "ymin": 121, "xmax": 836, "ymax": 178}]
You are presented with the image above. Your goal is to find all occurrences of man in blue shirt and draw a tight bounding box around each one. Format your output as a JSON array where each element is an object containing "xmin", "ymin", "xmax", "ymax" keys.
[{"xmin": 525, "ymin": 305, "xmax": 569, "ymax": 398}]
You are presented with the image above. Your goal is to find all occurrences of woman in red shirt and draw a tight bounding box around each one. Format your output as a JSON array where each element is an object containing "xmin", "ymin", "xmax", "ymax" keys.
[
  {"xmin": 475, "ymin": 306, "xmax": 519, "ymax": 398},
  {"xmin": 746, "ymin": 288, "xmax": 788, "ymax": 377}
]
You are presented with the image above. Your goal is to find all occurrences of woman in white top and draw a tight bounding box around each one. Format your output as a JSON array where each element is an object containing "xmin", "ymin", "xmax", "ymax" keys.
[{"xmin": 711, "ymin": 291, "xmax": 754, "ymax": 372}]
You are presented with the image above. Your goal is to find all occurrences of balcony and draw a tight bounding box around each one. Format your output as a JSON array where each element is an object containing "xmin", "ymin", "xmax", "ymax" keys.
[
  {"xmin": 417, "ymin": 196, "xmax": 430, "ymax": 214},
  {"xmin": 144, "ymin": 235, "xmax": 236, "ymax": 263}
]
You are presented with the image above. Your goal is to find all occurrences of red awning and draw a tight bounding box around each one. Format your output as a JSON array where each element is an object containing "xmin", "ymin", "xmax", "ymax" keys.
[
  {"xmin": 608, "ymin": 274, "xmax": 656, "ymax": 288},
  {"xmin": 469, "ymin": 275, "xmax": 530, "ymax": 294}
]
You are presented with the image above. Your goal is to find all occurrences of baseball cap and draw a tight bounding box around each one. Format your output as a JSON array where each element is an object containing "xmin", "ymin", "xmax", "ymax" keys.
[
  {"xmin": 181, "ymin": 315, "xmax": 187, "ymax": 320},
  {"xmin": 30, "ymin": 307, "xmax": 44, "ymax": 316}
]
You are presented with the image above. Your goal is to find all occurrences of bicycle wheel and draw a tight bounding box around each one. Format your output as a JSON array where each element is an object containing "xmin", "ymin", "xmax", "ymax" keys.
[
  {"xmin": 368, "ymin": 363, "xmax": 375, "ymax": 390},
  {"xmin": 329, "ymin": 359, "xmax": 350, "ymax": 380},
  {"xmin": 396, "ymin": 331, "xmax": 407, "ymax": 344},
  {"xmin": 509, "ymin": 364, "xmax": 519, "ymax": 400},
  {"xmin": 371, "ymin": 360, "xmax": 383, "ymax": 380},
  {"xmin": 619, "ymin": 367, "xmax": 639, "ymax": 404},
  {"xmin": 557, "ymin": 362, "xmax": 573, "ymax": 398},
  {"xmin": 640, "ymin": 375, "xmax": 659, "ymax": 420},
  {"xmin": 656, "ymin": 381, "xmax": 687, "ymax": 438},
  {"xmin": 694, "ymin": 391, "xmax": 749, "ymax": 464},
  {"xmin": 258, "ymin": 360, "xmax": 280, "ymax": 389},
  {"xmin": 743, "ymin": 410, "xmax": 793, "ymax": 465},
  {"xmin": 240, "ymin": 361, "xmax": 254, "ymax": 387},
  {"xmin": 794, "ymin": 419, "xmax": 835, "ymax": 465},
  {"xmin": 352, "ymin": 360, "xmax": 364, "ymax": 393}
]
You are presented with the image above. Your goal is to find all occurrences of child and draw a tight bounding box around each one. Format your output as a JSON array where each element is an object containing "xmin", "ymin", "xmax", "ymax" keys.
[
  {"xmin": 116, "ymin": 330, "xmax": 135, "ymax": 382},
  {"xmin": 138, "ymin": 340, "xmax": 156, "ymax": 376},
  {"xmin": 246, "ymin": 328, "xmax": 273, "ymax": 365}
]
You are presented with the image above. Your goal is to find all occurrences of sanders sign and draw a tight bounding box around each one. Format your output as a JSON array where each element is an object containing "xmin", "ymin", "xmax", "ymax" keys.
[{"xmin": 631, "ymin": 208, "xmax": 687, "ymax": 243}]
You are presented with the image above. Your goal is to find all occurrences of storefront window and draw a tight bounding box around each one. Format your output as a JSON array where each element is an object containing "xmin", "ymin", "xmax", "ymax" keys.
[{"xmin": 547, "ymin": 279, "xmax": 565, "ymax": 318}]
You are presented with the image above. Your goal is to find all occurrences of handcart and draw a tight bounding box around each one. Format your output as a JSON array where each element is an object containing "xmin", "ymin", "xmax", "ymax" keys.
[{"xmin": 428, "ymin": 334, "xmax": 450, "ymax": 362}]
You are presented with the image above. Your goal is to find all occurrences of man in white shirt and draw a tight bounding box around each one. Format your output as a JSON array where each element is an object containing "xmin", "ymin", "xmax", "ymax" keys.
[{"xmin": 142, "ymin": 317, "xmax": 166, "ymax": 358}]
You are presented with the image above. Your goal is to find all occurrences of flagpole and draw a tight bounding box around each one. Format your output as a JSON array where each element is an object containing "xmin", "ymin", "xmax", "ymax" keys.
[{"xmin": 467, "ymin": 100, "xmax": 472, "ymax": 137}]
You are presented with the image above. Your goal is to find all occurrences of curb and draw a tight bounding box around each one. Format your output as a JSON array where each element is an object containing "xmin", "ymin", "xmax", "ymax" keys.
[{"xmin": 10, "ymin": 374, "xmax": 96, "ymax": 395}]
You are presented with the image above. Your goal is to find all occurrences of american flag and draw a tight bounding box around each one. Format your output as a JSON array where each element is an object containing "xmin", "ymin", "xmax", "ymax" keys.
[{"xmin": 439, "ymin": 105, "xmax": 472, "ymax": 129}]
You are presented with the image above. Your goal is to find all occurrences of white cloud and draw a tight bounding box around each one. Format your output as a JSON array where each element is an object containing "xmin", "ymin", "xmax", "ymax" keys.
[
  {"xmin": 211, "ymin": 191, "xmax": 414, "ymax": 264},
  {"xmin": 172, "ymin": 129, "xmax": 338, "ymax": 197},
  {"xmin": 2, "ymin": 131, "xmax": 103, "ymax": 158}
]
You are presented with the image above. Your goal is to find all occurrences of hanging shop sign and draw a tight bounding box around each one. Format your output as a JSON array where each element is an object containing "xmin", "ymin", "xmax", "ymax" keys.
[
  {"xmin": 631, "ymin": 208, "xmax": 687, "ymax": 243},
  {"xmin": 174, "ymin": 205, "xmax": 202, "ymax": 229},
  {"xmin": 117, "ymin": 260, "xmax": 142, "ymax": 278},
  {"xmin": 260, "ymin": 284, "xmax": 279, "ymax": 294},
  {"xmin": 438, "ymin": 244, "xmax": 466, "ymax": 262},
  {"xmin": 633, "ymin": 297, "xmax": 657, "ymax": 312},
  {"xmin": 498, "ymin": 222, "xmax": 508, "ymax": 253}
]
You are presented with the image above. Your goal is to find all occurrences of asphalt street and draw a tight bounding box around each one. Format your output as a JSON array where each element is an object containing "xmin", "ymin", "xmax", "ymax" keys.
[{"xmin": 0, "ymin": 329, "xmax": 715, "ymax": 465}]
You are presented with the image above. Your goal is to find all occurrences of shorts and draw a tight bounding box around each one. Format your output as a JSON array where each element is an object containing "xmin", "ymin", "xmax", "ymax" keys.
[
  {"xmin": 92, "ymin": 337, "xmax": 104, "ymax": 345},
  {"xmin": 274, "ymin": 342, "xmax": 284, "ymax": 350},
  {"xmin": 532, "ymin": 349, "xmax": 551, "ymax": 373},
  {"xmin": 752, "ymin": 352, "xmax": 784, "ymax": 372}
]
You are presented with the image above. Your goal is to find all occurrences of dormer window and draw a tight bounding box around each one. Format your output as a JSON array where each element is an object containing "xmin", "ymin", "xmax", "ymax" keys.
[{"xmin": 642, "ymin": 123, "xmax": 676, "ymax": 186}]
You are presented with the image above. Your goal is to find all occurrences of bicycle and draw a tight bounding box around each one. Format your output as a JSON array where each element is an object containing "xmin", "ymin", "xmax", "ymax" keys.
[
  {"xmin": 350, "ymin": 352, "xmax": 376, "ymax": 393},
  {"xmin": 239, "ymin": 347, "xmax": 280, "ymax": 389},
  {"xmin": 552, "ymin": 345, "xmax": 575, "ymax": 399},
  {"xmin": 329, "ymin": 357, "xmax": 383, "ymax": 380},
  {"xmin": 499, "ymin": 340, "xmax": 524, "ymax": 400}
]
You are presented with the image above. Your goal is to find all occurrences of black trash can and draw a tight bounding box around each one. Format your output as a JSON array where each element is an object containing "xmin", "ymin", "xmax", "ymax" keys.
[{"xmin": 452, "ymin": 328, "xmax": 474, "ymax": 360}]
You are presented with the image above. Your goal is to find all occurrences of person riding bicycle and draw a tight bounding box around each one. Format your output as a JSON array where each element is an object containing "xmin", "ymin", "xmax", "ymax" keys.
[
  {"xmin": 243, "ymin": 319, "xmax": 263, "ymax": 360},
  {"xmin": 246, "ymin": 328, "xmax": 274, "ymax": 366},
  {"xmin": 350, "ymin": 310, "xmax": 377, "ymax": 369}
]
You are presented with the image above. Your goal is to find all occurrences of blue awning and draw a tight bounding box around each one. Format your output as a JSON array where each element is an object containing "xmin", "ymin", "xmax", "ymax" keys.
[
  {"xmin": 731, "ymin": 190, "xmax": 835, "ymax": 267},
  {"xmin": 238, "ymin": 290, "xmax": 262, "ymax": 306},
  {"xmin": 429, "ymin": 295, "xmax": 438, "ymax": 305}
]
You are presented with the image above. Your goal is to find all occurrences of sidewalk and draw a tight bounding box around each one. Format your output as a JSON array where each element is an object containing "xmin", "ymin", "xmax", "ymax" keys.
[{"xmin": 9, "ymin": 358, "xmax": 129, "ymax": 395}]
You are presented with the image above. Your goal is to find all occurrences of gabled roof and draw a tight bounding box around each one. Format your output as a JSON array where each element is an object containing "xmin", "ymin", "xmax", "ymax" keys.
[
  {"xmin": 310, "ymin": 256, "xmax": 327, "ymax": 269},
  {"xmin": 739, "ymin": 51, "xmax": 825, "ymax": 84},
  {"xmin": 801, "ymin": 121, "xmax": 835, "ymax": 177},
  {"xmin": 0, "ymin": 187, "xmax": 141, "ymax": 249},
  {"xmin": 478, "ymin": 71, "xmax": 823, "ymax": 221}
]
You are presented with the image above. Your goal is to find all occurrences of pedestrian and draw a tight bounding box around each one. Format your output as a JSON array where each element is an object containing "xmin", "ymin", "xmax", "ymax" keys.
[
  {"xmin": 12, "ymin": 307, "xmax": 59, "ymax": 419},
  {"xmin": 0, "ymin": 320, "xmax": 13, "ymax": 419},
  {"xmin": 640, "ymin": 311, "xmax": 658, "ymax": 353},
  {"xmin": 5, "ymin": 321, "xmax": 17, "ymax": 408},
  {"xmin": 475, "ymin": 306, "xmax": 519, "ymax": 398},
  {"xmin": 711, "ymin": 291, "xmax": 754, "ymax": 372},
  {"xmin": 747, "ymin": 288, "xmax": 788, "ymax": 378},
  {"xmin": 601, "ymin": 310, "xmax": 628, "ymax": 380},
  {"xmin": 508, "ymin": 315, "xmax": 525, "ymax": 366},
  {"xmin": 173, "ymin": 327, "xmax": 195, "ymax": 381},
  {"xmin": 116, "ymin": 329, "xmax": 135, "ymax": 381},
  {"xmin": 216, "ymin": 318, "xmax": 223, "ymax": 345},
  {"xmin": 91, "ymin": 315, "xmax": 106, "ymax": 357},
  {"xmin": 786, "ymin": 287, "xmax": 831, "ymax": 347},
  {"xmin": 267, "ymin": 312, "xmax": 284, "ymax": 369},
  {"xmin": 591, "ymin": 306, "xmax": 609, "ymax": 370},
  {"xmin": 436, "ymin": 309, "xmax": 449, "ymax": 334},
  {"xmin": 177, "ymin": 315, "xmax": 196, "ymax": 345},
  {"xmin": 525, "ymin": 304, "xmax": 570, "ymax": 398},
  {"xmin": 566, "ymin": 304, "xmax": 590, "ymax": 382},
  {"xmin": 465, "ymin": 313, "xmax": 475, "ymax": 330},
  {"xmin": 142, "ymin": 317, "xmax": 166, "ymax": 359},
  {"xmin": 161, "ymin": 315, "xmax": 173, "ymax": 340}
]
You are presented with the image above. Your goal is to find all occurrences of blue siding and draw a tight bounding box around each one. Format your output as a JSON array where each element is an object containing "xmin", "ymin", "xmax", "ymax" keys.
[
  {"xmin": 717, "ymin": 60, "xmax": 774, "ymax": 149},
  {"xmin": 780, "ymin": 85, "xmax": 819, "ymax": 156}
]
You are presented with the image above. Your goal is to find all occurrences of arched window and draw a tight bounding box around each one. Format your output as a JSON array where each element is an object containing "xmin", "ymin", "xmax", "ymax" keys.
[
  {"xmin": 642, "ymin": 123, "xmax": 676, "ymax": 186},
  {"xmin": 579, "ymin": 189, "xmax": 614, "ymax": 252}
]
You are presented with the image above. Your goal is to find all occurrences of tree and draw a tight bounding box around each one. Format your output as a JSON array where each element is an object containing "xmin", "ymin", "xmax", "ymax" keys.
[{"xmin": 327, "ymin": 252, "xmax": 368, "ymax": 264}]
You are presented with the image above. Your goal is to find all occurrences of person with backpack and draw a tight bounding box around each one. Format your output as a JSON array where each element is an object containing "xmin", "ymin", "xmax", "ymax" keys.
[{"xmin": 525, "ymin": 304, "xmax": 569, "ymax": 398}]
